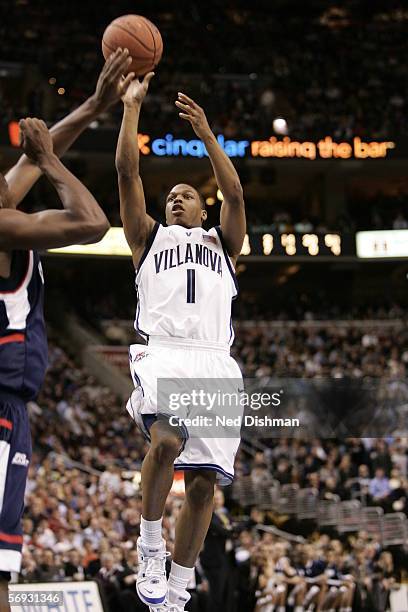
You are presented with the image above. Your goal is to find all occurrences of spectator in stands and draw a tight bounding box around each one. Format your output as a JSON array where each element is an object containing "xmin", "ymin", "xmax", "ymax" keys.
[
  {"xmin": 200, "ymin": 490, "xmax": 233, "ymax": 611},
  {"xmin": 64, "ymin": 550, "xmax": 85, "ymax": 581},
  {"xmin": 96, "ymin": 553, "xmax": 123, "ymax": 611},
  {"xmin": 369, "ymin": 468, "xmax": 391, "ymax": 506},
  {"xmin": 35, "ymin": 550, "xmax": 64, "ymax": 582}
]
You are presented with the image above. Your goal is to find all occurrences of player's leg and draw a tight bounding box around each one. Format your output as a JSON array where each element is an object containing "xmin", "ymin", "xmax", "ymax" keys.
[
  {"xmin": 141, "ymin": 419, "xmax": 184, "ymax": 519},
  {"xmin": 137, "ymin": 419, "xmax": 184, "ymax": 608},
  {"xmin": 0, "ymin": 574, "xmax": 10, "ymax": 612},
  {"xmin": 167, "ymin": 470, "xmax": 216, "ymax": 608},
  {"xmin": 0, "ymin": 397, "xmax": 31, "ymax": 612}
]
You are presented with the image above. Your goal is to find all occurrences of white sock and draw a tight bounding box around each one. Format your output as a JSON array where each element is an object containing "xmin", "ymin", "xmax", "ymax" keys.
[
  {"xmin": 140, "ymin": 516, "xmax": 163, "ymax": 549},
  {"xmin": 168, "ymin": 561, "xmax": 194, "ymax": 602},
  {"xmin": 294, "ymin": 607, "xmax": 304, "ymax": 612},
  {"xmin": 277, "ymin": 607, "xmax": 286, "ymax": 612}
]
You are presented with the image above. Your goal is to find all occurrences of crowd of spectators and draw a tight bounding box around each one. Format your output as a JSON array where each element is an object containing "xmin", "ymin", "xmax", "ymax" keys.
[
  {"xmin": 1, "ymin": 1, "xmax": 408, "ymax": 141},
  {"xmin": 233, "ymin": 320, "xmax": 408, "ymax": 379}
]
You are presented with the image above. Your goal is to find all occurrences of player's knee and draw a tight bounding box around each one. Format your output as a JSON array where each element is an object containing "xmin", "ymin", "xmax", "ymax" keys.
[
  {"xmin": 151, "ymin": 434, "xmax": 181, "ymax": 464},
  {"xmin": 186, "ymin": 474, "xmax": 215, "ymax": 507}
]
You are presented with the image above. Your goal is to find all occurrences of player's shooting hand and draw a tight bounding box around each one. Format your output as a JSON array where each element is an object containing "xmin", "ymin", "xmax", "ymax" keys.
[
  {"xmin": 0, "ymin": 172, "xmax": 11, "ymax": 209},
  {"xmin": 19, "ymin": 118, "xmax": 54, "ymax": 164},
  {"xmin": 176, "ymin": 93, "xmax": 211, "ymax": 139},
  {"xmin": 92, "ymin": 48, "xmax": 135, "ymax": 112},
  {"xmin": 121, "ymin": 72, "xmax": 155, "ymax": 107}
]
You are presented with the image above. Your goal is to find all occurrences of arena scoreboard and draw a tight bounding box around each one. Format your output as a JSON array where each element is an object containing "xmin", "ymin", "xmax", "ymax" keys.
[
  {"xmin": 241, "ymin": 232, "xmax": 345, "ymax": 257},
  {"xmin": 47, "ymin": 229, "xmax": 357, "ymax": 258}
]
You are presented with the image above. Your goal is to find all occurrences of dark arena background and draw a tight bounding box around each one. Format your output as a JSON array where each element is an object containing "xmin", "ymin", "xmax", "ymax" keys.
[{"xmin": 1, "ymin": 1, "xmax": 408, "ymax": 611}]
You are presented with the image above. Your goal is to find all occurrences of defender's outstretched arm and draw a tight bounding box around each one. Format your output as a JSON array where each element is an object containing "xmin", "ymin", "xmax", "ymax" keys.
[
  {"xmin": 0, "ymin": 119, "xmax": 109, "ymax": 250},
  {"xmin": 115, "ymin": 73, "xmax": 156, "ymax": 267},
  {"xmin": 176, "ymin": 93, "xmax": 246, "ymax": 263},
  {"xmin": 5, "ymin": 49, "xmax": 134, "ymax": 209}
]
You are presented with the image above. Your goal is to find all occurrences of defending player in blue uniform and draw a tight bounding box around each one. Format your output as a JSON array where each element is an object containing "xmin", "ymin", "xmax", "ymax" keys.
[{"xmin": 0, "ymin": 118, "xmax": 109, "ymax": 609}]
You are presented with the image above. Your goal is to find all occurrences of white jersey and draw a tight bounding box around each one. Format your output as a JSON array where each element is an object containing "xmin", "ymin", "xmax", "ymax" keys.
[{"xmin": 134, "ymin": 223, "xmax": 238, "ymax": 347}]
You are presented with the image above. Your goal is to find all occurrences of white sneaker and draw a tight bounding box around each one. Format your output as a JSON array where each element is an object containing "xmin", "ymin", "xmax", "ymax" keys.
[
  {"xmin": 149, "ymin": 589, "xmax": 191, "ymax": 612},
  {"xmin": 149, "ymin": 602, "xmax": 187, "ymax": 612},
  {"xmin": 136, "ymin": 537, "xmax": 169, "ymax": 608}
]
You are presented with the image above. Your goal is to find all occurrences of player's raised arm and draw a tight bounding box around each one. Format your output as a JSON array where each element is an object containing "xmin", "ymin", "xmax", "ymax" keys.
[
  {"xmin": 5, "ymin": 49, "xmax": 135, "ymax": 209},
  {"xmin": 0, "ymin": 118, "xmax": 109, "ymax": 250},
  {"xmin": 115, "ymin": 73, "xmax": 156, "ymax": 267},
  {"xmin": 175, "ymin": 93, "xmax": 246, "ymax": 263}
]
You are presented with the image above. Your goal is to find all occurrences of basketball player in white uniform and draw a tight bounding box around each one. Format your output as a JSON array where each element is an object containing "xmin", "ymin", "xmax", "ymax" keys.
[{"xmin": 116, "ymin": 73, "xmax": 246, "ymax": 611}]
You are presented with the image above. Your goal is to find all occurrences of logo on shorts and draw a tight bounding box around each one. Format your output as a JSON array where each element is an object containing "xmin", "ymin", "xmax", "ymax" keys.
[
  {"xmin": 11, "ymin": 452, "xmax": 29, "ymax": 467},
  {"xmin": 134, "ymin": 351, "xmax": 148, "ymax": 362}
]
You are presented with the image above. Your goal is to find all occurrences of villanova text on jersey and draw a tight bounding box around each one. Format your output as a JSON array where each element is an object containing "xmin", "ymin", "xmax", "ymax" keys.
[
  {"xmin": 153, "ymin": 243, "xmax": 223, "ymax": 276},
  {"xmin": 135, "ymin": 224, "xmax": 238, "ymax": 346}
]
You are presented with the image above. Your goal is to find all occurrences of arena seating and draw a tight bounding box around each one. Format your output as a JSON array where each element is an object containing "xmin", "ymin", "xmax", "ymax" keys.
[{"xmin": 1, "ymin": 1, "xmax": 408, "ymax": 142}]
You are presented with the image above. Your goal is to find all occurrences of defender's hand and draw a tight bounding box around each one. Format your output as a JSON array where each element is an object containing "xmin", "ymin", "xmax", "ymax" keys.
[
  {"xmin": 121, "ymin": 72, "xmax": 155, "ymax": 107},
  {"xmin": 19, "ymin": 118, "xmax": 54, "ymax": 164},
  {"xmin": 175, "ymin": 93, "xmax": 211, "ymax": 139},
  {"xmin": 92, "ymin": 48, "xmax": 135, "ymax": 111}
]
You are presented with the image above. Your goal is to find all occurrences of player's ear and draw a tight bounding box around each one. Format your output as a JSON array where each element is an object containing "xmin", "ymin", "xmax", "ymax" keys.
[{"xmin": 201, "ymin": 209, "xmax": 207, "ymax": 221}]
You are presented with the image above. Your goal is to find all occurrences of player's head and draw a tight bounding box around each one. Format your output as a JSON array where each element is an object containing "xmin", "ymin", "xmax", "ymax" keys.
[{"xmin": 165, "ymin": 183, "xmax": 207, "ymax": 228}]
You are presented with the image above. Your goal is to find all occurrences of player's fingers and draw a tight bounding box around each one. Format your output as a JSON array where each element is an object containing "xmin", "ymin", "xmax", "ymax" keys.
[
  {"xmin": 112, "ymin": 50, "xmax": 131, "ymax": 73},
  {"xmin": 178, "ymin": 113, "xmax": 192, "ymax": 121},
  {"xmin": 105, "ymin": 50, "xmax": 125, "ymax": 78},
  {"xmin": 23, "ymin": 118, "xmax": 34, "ymax": 133},
  {"xmin": 175, "ymin": 100, "xmax": 190, "ymax": 111},
  {"xmin": 120, "ymin": 72, "xmax": 136, "ymax": 92},
  {"xmin": 105, "ymin": 48, "xmax": 128, "ymax": 77},
  {"xmin": 103, "ymin": 49, "xmax": 119, "ymax": 71},
  {"xmin": 18, "ymin": 120, "xmax": 26, "ymax": 145},
  {"xmin": 112, "ymin": 48, "xmax": 129, "ymax": 68},
  {"xmin": 143, "ymin": 72, "xmax": 155, "ymax": 85},
  {"xmin": 110, "ymin": 56, "xmax": 132, "ymax": 81},
  {"xmin": 31, "ymin": 118, "xmax": 43, "ymax": 130},
  {"xmin": 178, "ymin": 92, "xmax": 197, "ymax": 107},
  {"xmin": 106, "ymin": 52, "xmax": 115, "ymax": 66}
]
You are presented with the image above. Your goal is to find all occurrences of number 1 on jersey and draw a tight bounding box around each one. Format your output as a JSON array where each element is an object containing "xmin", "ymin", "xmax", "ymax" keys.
[{"xmin": 186, "ymin": 269, "xmax": 196, "ymax": 303}]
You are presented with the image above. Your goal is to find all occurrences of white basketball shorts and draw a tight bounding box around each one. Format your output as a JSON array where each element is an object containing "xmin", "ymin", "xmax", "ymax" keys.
[{"xmin": 127, "ymin": 336, "xmax": 244, "ymax": 485}]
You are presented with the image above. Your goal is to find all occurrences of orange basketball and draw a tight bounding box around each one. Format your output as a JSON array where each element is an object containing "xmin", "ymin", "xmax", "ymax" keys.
[{"xmin": 102, "ymin": 14, "xmax": 163, "ymax": 76}]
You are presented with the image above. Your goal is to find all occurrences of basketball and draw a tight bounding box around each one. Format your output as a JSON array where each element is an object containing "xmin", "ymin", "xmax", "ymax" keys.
[{"xmin": 102, "ymin": 14, "xmax": 163, "ymax": 76}]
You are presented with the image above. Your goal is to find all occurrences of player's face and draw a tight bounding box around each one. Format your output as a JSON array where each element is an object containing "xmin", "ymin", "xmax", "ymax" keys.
[{"xmin": 165, "ymin": 184, "xmax": 207, "ymax": 228}]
